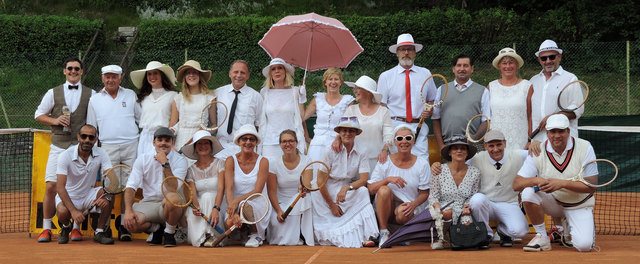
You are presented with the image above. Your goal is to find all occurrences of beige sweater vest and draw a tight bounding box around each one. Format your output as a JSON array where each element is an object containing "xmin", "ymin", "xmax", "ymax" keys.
[{"xmin": 472, "ymin": 149, "xmax": 523, "ymax": 203}]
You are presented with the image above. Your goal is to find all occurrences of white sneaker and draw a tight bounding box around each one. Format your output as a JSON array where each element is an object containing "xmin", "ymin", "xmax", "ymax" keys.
[
  {"xmin": 431, "ymin": 240, "xmax": 444, "ymax": 250},
  {"xmin": 146, "ymin": 233, "xmax": 153, "ymax": 242},
  {"xmin": 378, "ymin": 230, "xmax": 390, "ymax": 247},
  {"xmin": 245, "ymin": 233, "xmax": 263, "ymax": 248},
  {"xmin": 175, "ymin": 227, "xmax": 188, "ymax": 244},
  {"xmin": 523, "ymin": 234, "xmax": 552, "ymax": 252}
]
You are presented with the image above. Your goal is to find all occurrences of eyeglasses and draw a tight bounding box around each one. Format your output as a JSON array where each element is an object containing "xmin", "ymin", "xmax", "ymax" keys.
[
  {"xmin": 339, "ymin": 116, "xmax": 358, "ymax": 122},
  {"xmin": 397, "ymin": 47, "xmax": 416, "ymax": 52},
  {"xmin": 80, "ymin": 134, "xmax": 96, "ymax": 140},
  {"xmin": 539, "ymin": 54, "xmax": 557, "ymax": 61},
  {"xmin": 66, "ymin": 66, "xmax": 81, "ymax": 72},
  {"xmin": 239, "ymin": 136, "xmax": 257, "ymax": 142},
  {"xmin": 395, "ymin": 135, "xmax": 414, "ymax": 142},
  {"xmin": 280, "ymin": 139, "xmax": 296, "ymax": 145}
]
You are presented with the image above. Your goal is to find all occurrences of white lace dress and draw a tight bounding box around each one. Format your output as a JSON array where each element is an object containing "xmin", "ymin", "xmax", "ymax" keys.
[
  {"xmin": 488, "ymin": 79, "xmax": 531, "ymax": 149},
  {"xmin": 185, "ymin": 158, "xmax": 226, "ymax": 247},
  {"xmin": 307, "ymin": 93, "xmax": 354, "ymax": 161},
  {"xmin": 172, "ymin": 93, "xmax": 216, "ymax": 150}
]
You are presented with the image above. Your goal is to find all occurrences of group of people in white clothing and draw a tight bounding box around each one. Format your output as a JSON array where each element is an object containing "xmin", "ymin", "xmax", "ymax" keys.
[{"xmin": 34, "ymin": 33, "xmax": 599, "ymax": 253}]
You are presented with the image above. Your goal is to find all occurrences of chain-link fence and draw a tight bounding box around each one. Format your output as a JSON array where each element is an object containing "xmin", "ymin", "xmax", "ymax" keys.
[{"xmin": 1, "ymin": 41, "xmax": 638, "ymax": 129}]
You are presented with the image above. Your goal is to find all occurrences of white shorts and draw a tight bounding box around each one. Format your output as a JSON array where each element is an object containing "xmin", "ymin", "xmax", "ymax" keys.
[
  {"xmin": 101, "ymin": 140, "xmax": 138, "ymax": 183},
  {"xmin": 55, "ymin": 187, "xmax": 101, "ymax": 212},
  {"xmin": 45, "ymin": 145, "xmax": 67, "ymax": 182}
]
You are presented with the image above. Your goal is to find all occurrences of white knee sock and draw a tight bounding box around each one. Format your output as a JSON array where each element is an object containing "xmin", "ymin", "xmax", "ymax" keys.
[
  {"xmin": 43, "ymin": 218, "xmax": 52, "ymax": 230},
  {"xmin": 164, "ymin": 223, "xmax": 176, "ymax": 234},
  {"xmin": 533, "ymin": 223, "xmax": 546, "ymax": 235}
]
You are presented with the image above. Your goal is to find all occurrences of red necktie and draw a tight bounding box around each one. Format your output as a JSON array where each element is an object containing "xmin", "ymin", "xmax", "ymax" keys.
[{"xmin": 405, "ymin": 69, "xmax": 413, "ymax": 122}]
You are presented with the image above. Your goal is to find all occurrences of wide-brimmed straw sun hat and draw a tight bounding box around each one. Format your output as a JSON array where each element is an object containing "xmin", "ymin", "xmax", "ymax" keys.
[
  {"xmin": 345, "ymin": 75, "xmax": 382, "ymax": 103},
  {"xmin": 333, "ymin": 116, "xmax": 362, "ymax": 135},
  {"xmin": 388, "ymin": 33, "xmax": 423, "ymax": 53},
  {"xmin": 180, "ymin": 130, "xmax": 223, "ymax": 160},
  {"xmin": 492, "ymin": 47, "xmax": 524, "ymax": 69},
  {"xmin": 262, "ymin": 58, "xmax": 295, "ymax": 78},
  {"xmin": 535, "ymin": 39, "xmax": 563, "ymax": 57},
  {"xmin": 176, "ymin": 60, "xmax": 212, "ymax": 83},
  {"xmin": 440, "ymin": 135, "xmax": 477, "ymax": 161},
  {"xmin": 233, "ymin": 124, "xmax": 262, "ymax": 145},
  {"xmin": 130, "ymin": 61, "xmax": 177, "ymax": 89}
]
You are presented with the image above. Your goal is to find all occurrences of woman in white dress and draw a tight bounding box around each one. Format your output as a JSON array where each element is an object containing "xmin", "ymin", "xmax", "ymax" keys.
[
  {"xmin": 303, "ymin": 68, "xmax": 354, "ymax": 161},
  {"xmin": 266, "ymin": 130, "xmax": 314, "ymax": 246},
  {"xmin": 169, "ymin": 60, "xmax": 216, "ymax": 150},
  {"xmin": 488, "ymin": 47, "xmax": 532, "ymax": 149},
  {"xmin": 224, "ymin": 124, "xmax": 270, "ymax": 247},
  {"xmin": 180, "ymin": 130, "xmax": 226, "ymax": 247},
  {"xmin": 258, "ymin": 58, "xmax": 306, "ymax": 158},
  {"xmin": 333, "ymin": 76, "xmax": 393, "ymax": 171},
  {"xmin": 130, "ymin": 61, "xmax": 178, "ymax": 157},
  {"xmin": 312, "ymin": 117, "xmax": 379, "ymax": 248},
  {"xmin": 367, "ymin": 125, "xmax": 431, "ymax": 246}
]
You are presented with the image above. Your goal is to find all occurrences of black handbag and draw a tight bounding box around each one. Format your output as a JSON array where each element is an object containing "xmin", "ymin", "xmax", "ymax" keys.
[{"xmin": 449, "ymin": 213, "xmax": 490, "ymax": 250}]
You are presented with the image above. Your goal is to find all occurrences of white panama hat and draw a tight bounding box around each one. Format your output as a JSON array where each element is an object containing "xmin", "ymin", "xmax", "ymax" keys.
[
  {"xmin": 492, "ymin": 47, "xmax": 524, "ymax": 69},
  {"xmin": 233, "ymin": 124, "xmax": 262, "ymax": 145},
  {"xmin": 535, "ymin": 39, "xmax": 563, "ymax": 57},
  {"xmin": 262, "ymin": 58, "xmax": 295, "ymax": 78},
  {"xmin": 389, "ymin": 33, "xmax": 423, "ymax": 53}
]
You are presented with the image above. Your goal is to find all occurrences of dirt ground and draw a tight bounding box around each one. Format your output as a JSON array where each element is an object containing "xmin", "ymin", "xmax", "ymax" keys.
[{"xmin": 1, "ymin": 233, "xmax": 638, "ymax": 263}]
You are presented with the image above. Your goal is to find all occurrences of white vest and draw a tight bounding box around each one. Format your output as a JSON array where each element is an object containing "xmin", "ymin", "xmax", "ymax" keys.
[
  {"xmin": 533, "ymin": 137, "xmax": 594, "ymax": 209},
  {"xmin": 472, "ymin": 149, "xmax": 523, "ymax": 203}
]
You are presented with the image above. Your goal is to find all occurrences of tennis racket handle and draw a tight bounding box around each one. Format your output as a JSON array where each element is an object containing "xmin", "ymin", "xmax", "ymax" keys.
[
  {"xmin": 82, "ymin": 206, "xmax": 92, "ymax": 216},
  {"xmin": 282, "ymin": 194, "xmax": 303, "ymax": 220},
  {"xmin": 211, "ymin": 226, "xmax": 235, "ymax": 247},
  {"xmin": 529, "ymin": 128, "xmax": 540, "ymax": 140},
  {"xmin": 415, "ymin": 117, "xmax": 425, "ymax": 137},
  {"xmin": 533, "ymin": 186, "xmax": 540, "ymax": 192}
]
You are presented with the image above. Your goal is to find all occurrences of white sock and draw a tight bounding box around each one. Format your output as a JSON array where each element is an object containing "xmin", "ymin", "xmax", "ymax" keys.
[
  {"xmin": 533, "ymin": 223, "xmax": 547, "ymax": 235},
  {"xmin": 148, "ymin": 223, "xmax": 160, "ymax": 233},
  {"xmin": 380, "ymin": 229, "xmax": 389, "ymax": 234},
  {"xmin": 73, "ymin": 222, "xmax": 80, "ymax": 229},
  {"xmin": 164, "ymin": 223, "xmax": 176, "ymax": 234},
  {"xmin": 95, "ymin": 228, "xmax": 104, "ymax": 234},
  {"xmin": 43, "ymin": 218, "xmax": 52, "ymax": 230}
]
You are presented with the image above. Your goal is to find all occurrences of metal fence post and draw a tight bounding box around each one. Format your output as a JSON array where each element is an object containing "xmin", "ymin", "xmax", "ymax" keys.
[
  {"xmin": 185, "ymin": 48, "xmax": 188, "ymax": 63},
  {"xmin": 627, "ymin": 41, "xmax": 630, "ymax": 115}
]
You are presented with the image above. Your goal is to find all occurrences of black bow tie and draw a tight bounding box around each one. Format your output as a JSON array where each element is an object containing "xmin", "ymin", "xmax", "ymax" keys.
[
  {"xmin": 495, "ymin": 162, "xmax": 502, "ymax": 170},
  {"xmin": 68, "ymin": 85, "xmax": 79, "ymax": 90}
]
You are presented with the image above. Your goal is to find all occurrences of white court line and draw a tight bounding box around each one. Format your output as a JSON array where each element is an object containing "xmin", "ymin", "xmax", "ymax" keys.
[{"xmin": 304, "ymin": 247, "xmax": 325, "ymax": 264}]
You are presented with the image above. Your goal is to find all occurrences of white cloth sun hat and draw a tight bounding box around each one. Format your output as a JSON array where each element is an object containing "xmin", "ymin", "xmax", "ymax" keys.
[
  {"xmin": 130, "ymin": 61, "xmax": 177, "ymax": 89},
  {"xmin": 492, "ymin": 47, "xmax": 524, "ymax": 69},
  {"xmin": 179, "ymin": 130, "xmax": 224, "ymax": 160},
  {"xmin": 344, "ymin": 75, "xmax": 382, "ymax": 103},
  {"xmin": 535, "ymin": 39, "xmax": 563, "ymax": 57},
  {"xmin": 262, "ymin": 58, "xmax": 295, "ymax": 78},
  {"xmin": 388, "ymin": 33, "xmax": 423, "ymax": 53},
  {"xmin": 101, "ymin": 65, "xmax": 122, "ymax": 75},
  {"xmin": 233, "ymin": 124, "xmax": 262, "ymax": 145},
  {"xmin": 545, "ymin": 114, "xmax": 570, "ymax": 130}
]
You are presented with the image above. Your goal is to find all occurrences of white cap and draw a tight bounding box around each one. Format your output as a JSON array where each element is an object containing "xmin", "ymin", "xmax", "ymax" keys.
[
  {"xmin": 101, "ymin": 65, "xmax": 122, "ymax": 75},
  {"xmin": 545, "ymin": 114, "xmax": 570, "ymax": 130}
]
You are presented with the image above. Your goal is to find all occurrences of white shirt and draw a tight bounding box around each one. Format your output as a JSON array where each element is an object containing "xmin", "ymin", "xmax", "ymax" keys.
[
  {"xmin": 87, "ymin": 87, "xmax": 141, "ymax": 144},
  {"xmin": 139, "ymin": 89, "xmax": 177, "ymax": 130},
  {"xmin": 57, "ymin": 145, "xmax": 112, "ymax": 201},
  {"xmin": 378, "ymin": 64, "xmax": 437, "ymax": 119},
  {"xmin": 529, "ymin": 66, "xmax": 583, "ymax": 141},
  {"xmin": 368, "ymin": 156, "xmax": 431, "ymax": 203},
  {"xmin": 518, "ymin": 138, "xmax": 596, "ymax": 179},
  {"xmin": 126, "ymin": 150, "xmax": 188, "ymax": 201},
  {"xmin": 321, "ymin": 142, "xmax": 370, "ymax": 182},
  {"xmin": 34, "ymin": 81, "xmax": 95, "ymax": 118},
  {"xmin": 213, "ymin": 84, "xmax": 263, "ymax": 147},
  {"xmin": 431, "ymin": 79, "xmax": 491, "ymax": 120}
]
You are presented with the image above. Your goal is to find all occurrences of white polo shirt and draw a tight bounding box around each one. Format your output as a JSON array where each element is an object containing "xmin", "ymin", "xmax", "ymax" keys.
[
  {"xmin": 56, "ymin": 145, "xmax": 112, "ymax": 201},
  {"xmin": 87, "ymin": 86, "xmax": 141, "ymax": 144},
  {"xmin": 213, "ymin": 84, "xmax": 263, "ymax": 148},
  {"xmin": 126, "ymin": 150, "xmax": 188, "ymax": 201}
]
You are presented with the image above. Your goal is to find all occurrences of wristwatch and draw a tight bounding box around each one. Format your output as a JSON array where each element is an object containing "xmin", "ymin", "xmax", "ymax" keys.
[
  {"xmin": 104, "ymin": 195, "xmax": 113, "ymax": 202},
  {"xmin": 162, "ymin": 162, "xmax": 170, "ymax": 168},
  {"xmin": 213, "ymin": 205, "xmax": 221, "ymax": 211},
  {"xmin": 349, "ymin": 185, "xmax": 354, "ymax": 191}
]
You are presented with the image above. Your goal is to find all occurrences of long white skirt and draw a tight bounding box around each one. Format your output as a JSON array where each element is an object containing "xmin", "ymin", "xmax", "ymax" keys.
[
  {"xmin": 186, "ymin": 191, "xmax": 227, "ymax": 247},
  {"xmin": 267, "ymin": 196, "xmax": 314, "ymax": 246}
]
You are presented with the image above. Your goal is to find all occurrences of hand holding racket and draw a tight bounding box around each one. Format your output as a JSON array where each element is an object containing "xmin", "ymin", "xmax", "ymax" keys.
[
  {"xmin": 530, "ymin": 80, "xmax": 589, "ymax": 139},
  {"xmin": 82, "ymin": 164, "xmax": 130, "ymax": 216},
  {"xmin": 211, "ymin": 193, "xmax": 270, "ymax": 247},
  {"xmin": 416, "ymin": 74, "xmax": 448, "ymax": 137},
  {"xmin": 465, "ymin": 114, "xmax": 490, "ymax": 143},
  {"xmin": 281, "ymin": 161, "xmax": 330, "ymax": 221},
  {"xmin": 161, "ymin": 176, "xmax": 223, "ymax": 228},
  {"xmin": 200, "ymin": 100, "xmax": 228, "ymax": 132}
]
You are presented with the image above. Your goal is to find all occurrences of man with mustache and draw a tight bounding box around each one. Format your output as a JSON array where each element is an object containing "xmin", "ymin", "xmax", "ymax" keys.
[
  {"xmin": 123, "ymin": 127, "xmax": 188, "ymax": 247},
  {"xmin": 55, "ymin": 125, "xmax": 114, "ymax": 244},
  {"xmin": 432, "ymin": 54, "xmax": 490, "ymax": 150},
  {"xmin": 377, "ymin": 34, "xmax": 437, "ymax": 160}
]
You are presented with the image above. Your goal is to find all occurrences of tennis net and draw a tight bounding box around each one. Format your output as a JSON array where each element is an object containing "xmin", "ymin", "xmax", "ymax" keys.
[{"xmin": 0, "ymin": 129, "xmax": 33, "ymax": 233}]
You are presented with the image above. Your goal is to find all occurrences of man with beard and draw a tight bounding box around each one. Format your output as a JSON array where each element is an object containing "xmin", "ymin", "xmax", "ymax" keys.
[
  {"xmin": 123, "ymin": 127, "xmax": 188, "ymax": 247},
  {"xmin": 432, "ymin": 54, "xmax": 490, "ymax": 151},
  {"xmin": 377, "ymin": 34, "xmax": 437, "ymax": 159},
  {"xmin": 55, "ymin": 125, "xmax": 114, "ymax": 244}
]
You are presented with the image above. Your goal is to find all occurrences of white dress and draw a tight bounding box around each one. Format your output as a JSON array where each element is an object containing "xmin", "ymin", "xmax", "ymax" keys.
[
  {"xmin": 185, "ymin": 159, "xmax": 227, "ymax": 247},
  {"xmin": 343, "ymin": 104, "xmax": 393, "ymax": 171},
  {"xmin": 428, "ymin": 163, "xmax": 480, "ymax": 224},
  {"xmin": 258, "ymin": 86, "xmax": 306, "ymax": 158},
  {"xmin": 488, "ymin": 80, "xmax": 531, "ymax": 149},
  {"xmin": 368, "ymin": 156, "xmax": 431, "ymax": 215},
  {"xmin": 267, "ymin": 155, "xmax": 314, "ymax": 246},
  {"xmin": 172, "ymin": 93, "xmax": 216, "ymax": 150},
  {"xmin": 137, "ymin": 89, "xmax": 177, "ymax": 157},
  {"xmin": 231, "ymin": 154, "xmax": 271, "ymax": 240},
  {"xmin": 307, "ymin": 93, "xmax": 354, "ymax": 161}
]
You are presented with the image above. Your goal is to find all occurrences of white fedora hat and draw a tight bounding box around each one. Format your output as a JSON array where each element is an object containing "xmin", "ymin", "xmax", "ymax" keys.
[
  {"xmin": 130, "ymin": 61, "xmax": 177, "ymax": 89},
  {"xmin": 345, "ymin": 75, "xmax": 382, "ymax": 103},
  {"xmin": 262, "ymin": 58, "xmax": 295, "ymax": 78},
  {"xmin": 492, "ymin": 47, "xmax": 524, "ymax": 69},
  {"xmin": 180, "ymin": 130, "xmax": 224, "ymax": 160},
  {"xmin": 177, "ymin": 60, "xmax": 212, "ymax": 83},
  {"xmin": 535, "ymin": 39, "xmax": 563, "ymax": 57},
  {"xmin": 389, "ymin": 33, "xmax": 423, "ymax": 53},
  {"xmin": 233, "ymin": 124, "xmax": 262, "ymax": 145},
  {"xmin": 333, "ymin": 116, "xmax": 362, "ymax": 135}
]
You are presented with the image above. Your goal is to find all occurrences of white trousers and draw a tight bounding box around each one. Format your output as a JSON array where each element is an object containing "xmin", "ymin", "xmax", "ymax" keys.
[
  {"xmin": 521, "ymin": 187, "xmax": 595, "ymax": 252},
  {"xmin": 469, "ymin": 193, "xmax": 529, "ymax": 239}
]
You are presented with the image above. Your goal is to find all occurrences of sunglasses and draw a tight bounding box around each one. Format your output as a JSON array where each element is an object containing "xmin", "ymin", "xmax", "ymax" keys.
[
  {"xmin": 500, "ymin": 49, "xmax": 516, "ymax": 54},
  {"xmin": 395, "ymin": 135, "xmax": 414, "ymax": 142},
  {"xmin": 66, "ymin": 66, "xmax": 81, "ymax": 72},
  {"xmin": 539, "ymin": 54, "xmax": 557, "ymax": 61},
  {"xmin": 280, "ymin": 139, "xmax": 297, "ymax": 145},
  {"xmin": 80, "ymin": 134, "xmax": 96, "ymax": 140},
  {"xmin": 239, "ymin": 136, "xmax": 257, "ymax": 142},
  {"xmin": 340, "ymin": 116, "xmax": 358, "ymax": 122}
]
